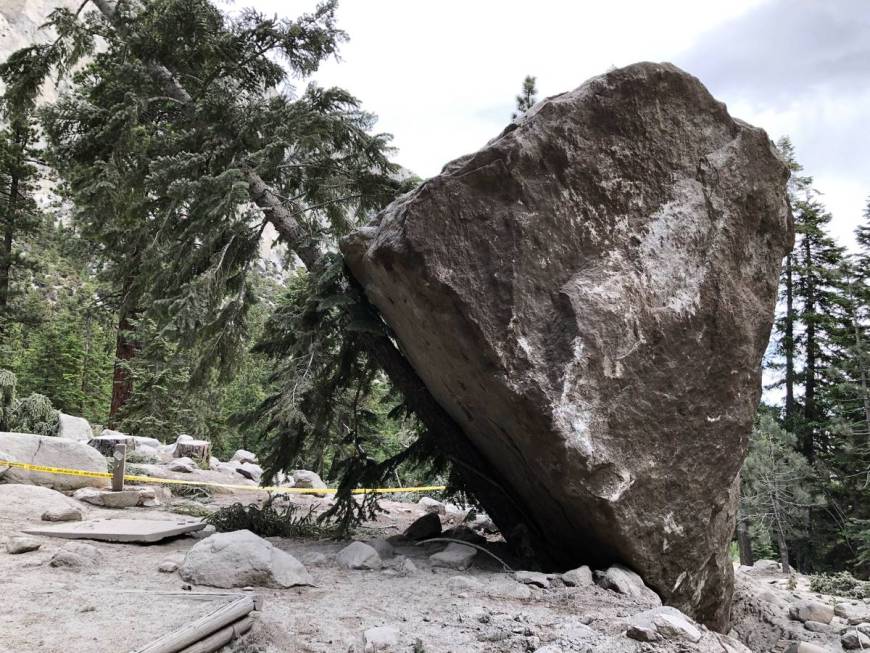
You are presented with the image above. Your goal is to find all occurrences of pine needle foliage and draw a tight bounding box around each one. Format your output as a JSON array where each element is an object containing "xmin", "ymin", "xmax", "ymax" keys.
[
  {"xmin": 243, "ymin": 254, "xmax": 453, "ymax": 533},
  {"xmin": 0, "ymin": 369, "xmax": 60, "ymax": 435},
  {"xmin": 208, "ymin": 494, "xmax": 337, "ymax": 539}
]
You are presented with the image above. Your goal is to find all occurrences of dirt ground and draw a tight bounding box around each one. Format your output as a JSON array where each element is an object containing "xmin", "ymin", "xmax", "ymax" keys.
[{"xmin": 0, "ymin": 483, "xmax": 844, "ymax": 653}]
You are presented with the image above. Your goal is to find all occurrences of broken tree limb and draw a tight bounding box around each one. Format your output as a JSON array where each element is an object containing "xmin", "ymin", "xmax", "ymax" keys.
[
  {"xmin": 133, "ymin": 594, "xmax": 258, "ymax": 653},
  {"xmin": 177, "ymin": 616, "xmax": 253, "ymax": 653}
]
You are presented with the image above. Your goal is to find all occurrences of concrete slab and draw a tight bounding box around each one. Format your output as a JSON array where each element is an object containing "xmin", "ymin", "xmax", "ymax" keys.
[{"xmin": 23, "ymin": 518, "xmax": 206, "ymax": 543}]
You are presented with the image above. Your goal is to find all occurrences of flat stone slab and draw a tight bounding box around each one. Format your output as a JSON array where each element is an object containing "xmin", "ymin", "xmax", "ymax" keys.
[{"xmin": 23, "ymin": 518, "xmax": 205, "ymax": 543}]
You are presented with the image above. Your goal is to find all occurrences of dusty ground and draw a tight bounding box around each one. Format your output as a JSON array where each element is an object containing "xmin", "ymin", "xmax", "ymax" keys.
[{"xmin": 0, "ymin": 482, "xmax": 859, "ymax": 653}]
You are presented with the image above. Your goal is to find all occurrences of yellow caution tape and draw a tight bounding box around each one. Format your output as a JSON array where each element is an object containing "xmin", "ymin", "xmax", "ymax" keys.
[{"xmin": 0, "ymin": 459, "xmax": 445, "ymax": 495}]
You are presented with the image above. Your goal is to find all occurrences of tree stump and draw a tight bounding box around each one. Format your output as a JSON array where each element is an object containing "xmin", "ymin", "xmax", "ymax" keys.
[
  {"xmin": 89, "ymin": 434, "xmax": 136, "ymax": 457},
  {"xmin": 174, "ymin": 440, "xmax": 211, "ymax": 463}
]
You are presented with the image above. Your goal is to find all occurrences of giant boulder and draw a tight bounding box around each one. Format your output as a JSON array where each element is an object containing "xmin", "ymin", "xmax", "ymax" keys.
[
  {"xmin": 0, "ymin": 431, "xmax": 108, "ymax": 490},
  {"xmin": 342, "ymin": 62, "xmax": 792, "ymax": 630}
]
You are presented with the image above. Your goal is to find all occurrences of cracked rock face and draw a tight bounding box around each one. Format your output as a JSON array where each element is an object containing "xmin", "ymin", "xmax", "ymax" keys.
[{"xmin": 342, "ymin": 62, "xmax": 792, "ymax": 629}]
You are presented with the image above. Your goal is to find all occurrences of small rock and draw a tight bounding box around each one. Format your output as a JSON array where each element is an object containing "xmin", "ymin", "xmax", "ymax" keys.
[
  {"xmin": 487, "ymin": 579, "xmax": 533, "ymax": 600},
  {"xmin": 429, "ymin": 542, "xmax": 476, "ymax": 570},
  {"xmin": 803, "ymin": 620, "xmax": 832, "ymax": 633},
  {"xmin": 790, "ymin": 599, "xmax": 834, "ymax": 624},
  {"xmin": 230, "ymin": 449, "xmax": 258, "ymax": 464},
  {"xmin": 363, "ymin": 625, "xmax": 400, "ymax": 652},
  {"xmin": 99, "ymin": 490, "xmax": 144, "ymax": 509},
  {"xmin": 842, "ymin": 629, "xmax": 870, "ymax": 650},
  {"xmin": 158, "ymin": 560, "xmax": 180, "ymax": 573},
  {"xmin": 176, "ymin": 434, "xmax": 194, "ymax": 443},
  {"xmin": 336, "ymin": 542, "xmax": 383, "ymax": 570},
  {"xmin": 447, "ymin": 575, "xmax": 483, "ymax": 593},
  {"xmin": 628, "ymin": 606, "xmax": 701, "ymax": 644},
  {"xmin": 441, "ymin": 524, "xmax": 486, "ymax": 545},
  {"xmin": 180, "ymin": 530, "xmax": 312, "ymax": 588},
  {"xmin": 418, "ymin": 497, "xmax": 445, "ymax": 515},
  {"xmin": 836, "ymin": 602, "xmax": 870, "ymax": 625},
  {"xmin": 6, "ymin": 535, "xmax": 42, "ymax": 554},
  {"xmin": 595, "ymin": 564, "xmax": 661, "ymax": 605},
  {"xmin": 533, "ymin": 646, "xmax": 564, "ymax": 653},
  {"xmin": 57, "ymin": 413, "xmax": 93, "ymax": 443},
  {"xmin": 515, "ymin": 570, "xmax": 550, "ymax": 588},
  {"xmin": 367, "ymin": 538, "xmax": 395, "ymax": 560},
  {"xmin": 291, "ymin": 469, "xmax": 328, "ymax": 497},
  {"xmin": 208, "ymin": 456, "xmax": 221, "ymax": 470},
  {"xmin": 654, "ymin": 610, "xmax": 702, "ymax": 643},
  {"xmin": 626, "ymin": 624, "xmax": 660, "ymax": 642},
  {"xmin": 752, "ymin": 559, "xmax": 781, "ymax": 572},
  {"xmin": 131, "ymin": 435, "xmax": 161, "ymax": 449},
  {"xmin": 42, "ymin": 507, "xmax": 83, "ymax": 522},
  {"xmin": 50, "ymin": 542, "xmax": 100, "ymax": 569},
  {"xmin": 167, "ymin": 457, "xmax": 197, "ymax": 473},
  {"xmin": 403, "ymin": 513, "xmax": 442, "ymax": 541},
  {"xmin": 400, "ymin": 558, "xmax": 417, "ymax": 575},
  {"xmin": 235, "ymin": 462, "xmax": 262, "ymax": 483},
  {"xmin": 562, "ymin": 565, "xmax": 593, "ymax": 587},
  {"xmin": 784, "ymin": 643, "xmax": 831, "ymax": 653}
]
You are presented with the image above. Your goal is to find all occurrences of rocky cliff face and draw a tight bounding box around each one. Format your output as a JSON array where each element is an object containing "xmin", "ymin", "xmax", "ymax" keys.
[
  {"xmin": 343, "ymin": 62, "xmax": 793, "ymax": 630},
  {"xmin": 0, "ymin": 0, "xmax": 81, "ymax": 101}
]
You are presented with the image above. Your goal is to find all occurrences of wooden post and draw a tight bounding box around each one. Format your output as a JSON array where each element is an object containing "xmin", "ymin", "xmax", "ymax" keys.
[
  {"xmin": 112, "ymin": 443, "xmax": 126, "ymax": 491},
  {"xmin": 134, "ymin": 595, "xmax": 258, "ymax": 653}
]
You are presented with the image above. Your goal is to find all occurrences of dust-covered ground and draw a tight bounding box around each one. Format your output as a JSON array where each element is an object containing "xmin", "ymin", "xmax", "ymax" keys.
[{"xmin": 1, "ymin": 482, "xmax": 864, "ymax": 653}]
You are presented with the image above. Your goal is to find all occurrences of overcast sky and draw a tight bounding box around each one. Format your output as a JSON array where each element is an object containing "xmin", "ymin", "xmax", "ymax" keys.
[{"xmin": 255, "ymin": 0, "xmax": 869, "ymax": 248}]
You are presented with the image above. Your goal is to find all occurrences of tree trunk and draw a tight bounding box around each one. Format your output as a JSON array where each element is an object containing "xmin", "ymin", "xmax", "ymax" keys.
[
  {"xmin": 109, "ymin": 309, "xmax": 136, "ymax": 424},
  {"xmin": 736, "ymin": 515, "xmax": 754, "ymax": 567},
  {"xmin": 801, "ymin": 237, "xmax": 816, "ymax": 461},
  {"xmin": 0, "ymin": 133, "xmax": 21, "ymax": 315},
  {"xmin": 0, "ymin": 194, "xmax": 13, "ymax": 311},
  {"xmin": 783, "ymin": 253, "xmax": 796, "ymax": 430},
  {"xmin": 776, "ymin": 528, "xmax": 791, "ymax": 575},
  {"xmin": 851, "ymin": 304, "xmax": 870, "ymax": 446}
]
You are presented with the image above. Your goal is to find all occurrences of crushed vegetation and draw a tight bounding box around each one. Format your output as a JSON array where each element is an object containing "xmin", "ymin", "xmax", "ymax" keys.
[{"xmin": 207, "ymin": 494, "xmax": 340, "ymax": 539}]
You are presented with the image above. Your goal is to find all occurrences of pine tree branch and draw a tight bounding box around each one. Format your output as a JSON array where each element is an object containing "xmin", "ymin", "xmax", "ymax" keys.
[{"xmin": 84, "ymin": 0, "xmax": 546, "ymax": 563}]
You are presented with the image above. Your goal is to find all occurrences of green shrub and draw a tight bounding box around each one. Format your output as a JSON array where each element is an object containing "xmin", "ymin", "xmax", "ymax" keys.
[
  {"xmin": 808, "ymin": 571, "xmax": 870, "ymax": 598},
  {"xmin": 0, "ymin": 370, "xmax": 60, "ymax": 436}
]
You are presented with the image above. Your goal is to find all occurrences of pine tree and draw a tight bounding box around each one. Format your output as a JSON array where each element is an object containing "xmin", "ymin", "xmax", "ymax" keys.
[
  {"xmin": 741, "ymin": 414, "xmax": 820, "ymax": 573},
  {"xmin": 0, "ymin": 105, "xmax": 42, "ymax": 327},
  {"xmin": 773, "ymin": 138, "xmax": 812, "ymax": 431},
  {"xmin": 6, "ymin": 0, "xmax": 550, "ymax": 554},
  {"xmin": 769, "ymin": 138, "xmax": 847, "ymax": 461},
  {"xmin": 512, "ymin": 75, "xmax": 538, "ymax": 120},
  {"xmin": 821, "ymin": 201, "xmax": 870, "ymax": 575}
]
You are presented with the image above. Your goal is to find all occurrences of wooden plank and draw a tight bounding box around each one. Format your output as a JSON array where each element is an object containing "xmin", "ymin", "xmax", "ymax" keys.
[
  {"xmin": 133, "ymin": 595, "xmax": 256, "ymax": 653},
  {"xmin": 177, "ymin": 616, "xmax": 253, "ymax": 653},
  {"xmin": 112, "ymin": 443, "xmax": 126, "ymax": 491}
]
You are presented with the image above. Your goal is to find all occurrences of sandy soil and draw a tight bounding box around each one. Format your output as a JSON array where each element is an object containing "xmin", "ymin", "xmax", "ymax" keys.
[{"xmin": 0, "ymin": 484, "xmax": 816, "ymax": 653}]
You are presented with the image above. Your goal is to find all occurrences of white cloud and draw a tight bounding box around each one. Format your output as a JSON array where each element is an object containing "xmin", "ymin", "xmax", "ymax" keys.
[{"xmin": 253, "ymin": 0, "xmax": 868, "ymax": 245}]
